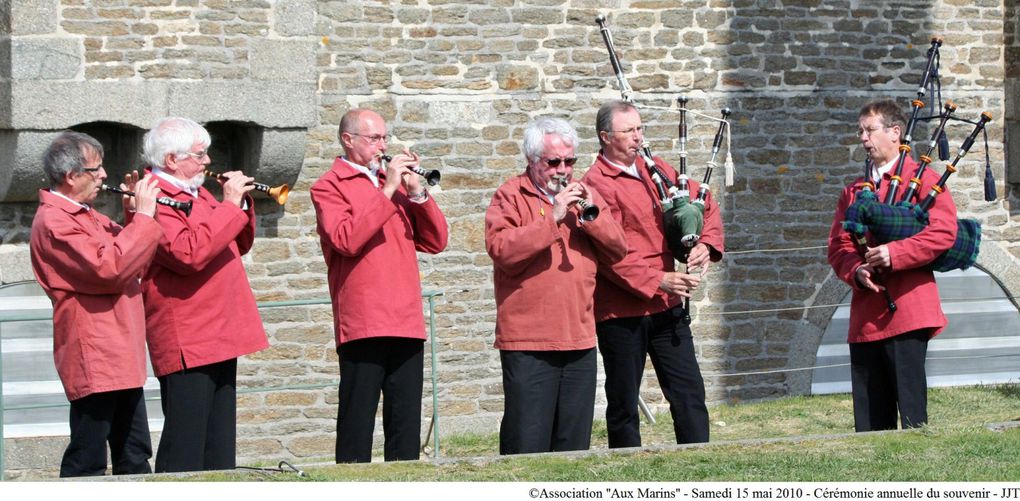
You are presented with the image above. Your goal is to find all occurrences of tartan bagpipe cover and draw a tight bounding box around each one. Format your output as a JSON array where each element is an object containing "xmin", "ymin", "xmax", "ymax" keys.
[
  {"xmin": 662, "ymin": 195, "xmax": 704, "ymax": 262},
  {"xmin": 841, "ymin": 189, "xmax": 980, "ymax": 272}
]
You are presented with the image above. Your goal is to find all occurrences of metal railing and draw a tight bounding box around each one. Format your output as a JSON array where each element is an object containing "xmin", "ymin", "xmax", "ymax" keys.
[{"xmin": 0, "ymin": 290, "xmax": 446, "ymax": 480}]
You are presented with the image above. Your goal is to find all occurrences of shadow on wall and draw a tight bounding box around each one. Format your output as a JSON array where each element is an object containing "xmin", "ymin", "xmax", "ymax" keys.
[{"xmin": 54, "ymin": 121, "xmax": 290, "ymax": 229}]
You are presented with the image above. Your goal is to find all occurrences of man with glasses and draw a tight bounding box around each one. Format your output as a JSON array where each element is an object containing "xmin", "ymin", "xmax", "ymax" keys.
[
  {"xmin": 582, "ymin": 100, "xmax": 725, "ymax": 448},
  {"xmin": 827, "ymin": 99, "xmax": 957, "ymax": 431},
  {"xmin": 485, "ymin": 116, "xmax": 626, "ymax": 454},
  {"xmin": 140, "ymin": 117, "xmax": 269, "ymax": 472},
  {"xmin": 311, "ymin": 108, "xmax": 448, "ymax": 462},
  {"xmin": 30, "ymin": 131, "xmax": 163, "ymax": 476}
]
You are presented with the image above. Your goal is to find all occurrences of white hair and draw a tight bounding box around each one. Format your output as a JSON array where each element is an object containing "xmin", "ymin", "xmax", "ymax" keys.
[
  {"xmin": 522, "ymin": 116, "xmax": 578, "ymax": 165},
  {"xmin": 142, "ymin": 117, "xmax": 211, "ymax": 169}
]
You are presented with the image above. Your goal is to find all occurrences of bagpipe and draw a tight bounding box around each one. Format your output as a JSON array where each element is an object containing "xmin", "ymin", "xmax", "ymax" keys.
[
  {"xmin": 840, "ymin": 37, "xmax": 995, "ymax": 311},
  {"xmin": 595, "ymin": 14, "xmax": 732, "ymax": 263},
  {"xmin": 596, "ymin": 14, "xmax": 733, "ymax": 322}
]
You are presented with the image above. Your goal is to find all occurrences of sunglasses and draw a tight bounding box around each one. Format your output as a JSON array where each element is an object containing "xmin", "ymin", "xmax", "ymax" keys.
[{"xmin": 544, "ymin": 157, "xmax": 578, "ymax": 168}]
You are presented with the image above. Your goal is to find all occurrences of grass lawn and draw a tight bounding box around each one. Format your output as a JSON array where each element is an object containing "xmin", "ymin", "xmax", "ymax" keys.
[{"xmin": 194, "ymin": 385, "xmax": 1020, "ymax": 482}]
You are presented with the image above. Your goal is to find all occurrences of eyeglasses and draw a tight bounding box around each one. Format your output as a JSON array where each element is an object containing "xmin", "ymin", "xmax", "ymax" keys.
[
  {"xmin": 607, "ymin": 126, "xmax": 645, "ymax": 135},
  {"xmin": 348, "ymin": 133, "xmax": 391, "ymax": 144},
  {"xmin": 857, "ymin": 125, "xmax": 889, "ymax": 138},
  {"xmin": 180, "ymin": 150, "xmax": 209, "ymax": 160},
  {"xmin": 81, "ymin": 165, "xmax": 103, "ymax": 174},
  {"xmin": 544, "ymin": 157, "xmax": 578, "ymax": 168}
]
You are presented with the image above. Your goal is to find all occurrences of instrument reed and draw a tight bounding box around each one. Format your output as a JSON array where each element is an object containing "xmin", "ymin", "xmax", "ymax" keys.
[
  {"xmin": 101, "ymin": 184, "xmax": 193, "ymax": 216},
  {"xmin": 204, "ymin": 170, "xmax": 290, "ymax": 205}
]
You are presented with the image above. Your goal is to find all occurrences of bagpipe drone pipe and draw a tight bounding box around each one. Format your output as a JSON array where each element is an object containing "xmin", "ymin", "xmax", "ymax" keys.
[
  {"xmin": 840, "ymin": 38, "xmax": 995, "ymax": 296},
  {"xmin": 596, "ymin": 14, "xmax": 734, "ymax": 323},
  {"xmin": 595, "ymin": 14, "xmax": 732, "ymax": 265}
]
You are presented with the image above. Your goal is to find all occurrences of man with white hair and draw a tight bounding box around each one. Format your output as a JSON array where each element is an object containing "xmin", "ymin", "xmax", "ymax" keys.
[
  {"xmin": 140, "ymin": 117, "xmax": 269, "ymax": 473},
  {"xmin": 485, "ymin": 116, "xmax": 626, "ymax": 455}
]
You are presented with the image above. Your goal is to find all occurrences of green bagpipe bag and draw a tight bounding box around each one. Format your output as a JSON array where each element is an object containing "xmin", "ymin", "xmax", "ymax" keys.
[{"xmin": 662, "ymin": 195, "xmax": 705, "ymax": 262}]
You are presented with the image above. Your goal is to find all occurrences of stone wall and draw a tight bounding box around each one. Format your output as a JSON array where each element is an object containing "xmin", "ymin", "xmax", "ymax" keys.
[{"xmin": 2, "ymin": 0, "xmax": 1018, "ymax": 464}]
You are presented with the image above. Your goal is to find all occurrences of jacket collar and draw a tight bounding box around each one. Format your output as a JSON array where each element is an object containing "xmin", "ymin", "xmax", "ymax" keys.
[{"xmin": 39, "ymin": 189, "xmax": 89, "ymax": 215}]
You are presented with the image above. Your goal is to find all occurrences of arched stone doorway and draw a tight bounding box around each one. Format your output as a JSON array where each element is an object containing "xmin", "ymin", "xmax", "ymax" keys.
[{"xmin": 811, "ymin": 265, "xmax": 1020, "ymax": 394}]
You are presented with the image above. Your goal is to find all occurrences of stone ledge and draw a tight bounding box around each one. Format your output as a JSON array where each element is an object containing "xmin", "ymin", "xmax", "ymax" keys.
[{"xmin": 5, "ymin": 80, "xmax": 317, "ymax": 129}]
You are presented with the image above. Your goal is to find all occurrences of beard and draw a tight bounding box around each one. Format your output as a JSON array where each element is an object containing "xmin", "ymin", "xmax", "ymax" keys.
[
  {"xmin": 547, "ymin": 174, "xmax": 570, "ymax": 194},
  {"xmin": 185, "ymin": 173, "xmax": 205, "ymax": 191}
]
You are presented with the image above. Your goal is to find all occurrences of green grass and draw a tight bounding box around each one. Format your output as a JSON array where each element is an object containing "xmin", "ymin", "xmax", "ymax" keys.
[{"xmin": 188, "ymin": 385, "xmax": 1020, "ymax": 482}]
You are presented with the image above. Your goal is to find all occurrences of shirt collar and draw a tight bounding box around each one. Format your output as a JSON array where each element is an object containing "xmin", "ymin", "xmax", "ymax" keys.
[
  {"xmin": 600, "ymin": 152, "xmax": 640, "ymax": 179},
  {"xmin": 343, "ymin": 156, "xmax": 380, "ymax": 187},
  {"xmin": 152, "ymin": 167, "xmax": 199, "ymax": 197},
  {"xmin": 48, "ymin": 189, "xmax": 90, "ymax": 211},
  {"xmin": 872, "ymin": 157, "xmax": 897, "ymax": 183}
]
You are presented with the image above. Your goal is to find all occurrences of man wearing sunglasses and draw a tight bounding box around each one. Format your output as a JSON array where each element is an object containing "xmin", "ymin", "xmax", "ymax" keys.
[
  {"xmin": 30, "ymin": 131, "xmax": 164, "ymax": 476},
  {"xmin": 582, "ymin": 100, "xmax": 725, "ymax": 448},
  {"xmin": 485, "ymin": 116, "xmax": 626, "ymax": 454},
  {"xmin": 311, "ymin": 108, "xmax": 448, "ymax": 463}
]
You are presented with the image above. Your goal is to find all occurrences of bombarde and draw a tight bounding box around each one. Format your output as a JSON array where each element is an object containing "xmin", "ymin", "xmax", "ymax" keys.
[
  {"xmin": 204, "ymin": 170, "xmax": 290, "ymax": 205},
  {"xmin": 380, "ymin": 155, "xmax": 442, "ymax": 186},
  {"xmin": 101, "ymin": 184, "xmax": 193, "ymax": 216},
  {"xmin": 552, "ymin": 175, "xmax": 599, "ymax": 222}
]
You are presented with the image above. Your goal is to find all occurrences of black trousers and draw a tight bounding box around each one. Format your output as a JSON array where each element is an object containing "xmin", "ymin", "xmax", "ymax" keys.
[
  {"xmin": 155, "ymin": 358, "xmax": 237, "ymax": 473},
  {"xmin": 849, "ymin": 329, "xmax": 930, "ymax": 432},
  {"xmin": 596, "ymin": 305, "xmax": 709, "ymax": 448},
  {"xmin": 336, "ymin": 337, "xmax": 424, "ymax": 463},
  {"xmin": 498, "ymin": 348, "xmax": 597, "ymax": 455},
  {"xmin": 60, "ymin": 387, "xmax": 153, "ymax": 478}
]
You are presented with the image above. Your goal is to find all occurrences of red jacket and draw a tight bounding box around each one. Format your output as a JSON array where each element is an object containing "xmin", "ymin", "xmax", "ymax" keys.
[
  {"xmin": 142, "ymin": 176, "xmax": 268, "ymax": 377},
  {"xmin": 485, "ymin": 173, "xmax": 627, "ymax": 351},
  {"xmin": 827, "ymin": 157, "xmax": 957, "ymax": 343},
  {"xmin": 30, "ymin": 190, "xmax": 163, "ymax": 401},
  {"xmin": 582, "ymin": 154, "xmax": 725, "ymax": 321},
  {"xmin": 311, "ymin": 157, "xmax": 448, "ymax": 346}
]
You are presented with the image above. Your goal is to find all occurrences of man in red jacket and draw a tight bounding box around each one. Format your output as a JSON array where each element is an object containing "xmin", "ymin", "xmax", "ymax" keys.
[
  {"xmin": 140, "ymin": 117, "xmax": 269, "ymax": 472},
  {"xmin": 30, "ymin": 131, "xmax": 163, "ymax": 476},
  {"xmin": 827, "ymin": 100, "xmax": 957, "ymax": 431},
  {"xmin": 311, "ymin": 108, "xmax": 448, "ymax": 463},
  {"xmin": 582, "ymin": 100, "xmax": 725, "ymax": 448},
  {"xmin": 485, "ymin": 116, "xmax": 627, "ymax": 455}
]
